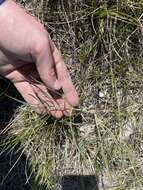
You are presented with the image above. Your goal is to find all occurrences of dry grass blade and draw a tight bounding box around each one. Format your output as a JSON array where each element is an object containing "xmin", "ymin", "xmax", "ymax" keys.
[{"xmin": 1, "ymin": 0, "xmax": 143, "ymax": 190}]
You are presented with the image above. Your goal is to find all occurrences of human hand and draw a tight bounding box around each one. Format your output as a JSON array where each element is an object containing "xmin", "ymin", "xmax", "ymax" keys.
[{"xmin": 0, "ymin": 0, "xmax": 79, "ymax": 118}]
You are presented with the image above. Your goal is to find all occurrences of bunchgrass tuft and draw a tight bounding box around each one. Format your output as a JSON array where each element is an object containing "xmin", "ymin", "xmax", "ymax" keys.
[{"xmin": 1, "ymin": 0, "xmax": 143, "ymax": 189}]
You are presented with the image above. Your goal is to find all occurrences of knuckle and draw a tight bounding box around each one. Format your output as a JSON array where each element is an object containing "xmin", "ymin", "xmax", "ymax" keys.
[{"xmin": 32, "ymin": 33, "xmax": 49, "ymax": 56}]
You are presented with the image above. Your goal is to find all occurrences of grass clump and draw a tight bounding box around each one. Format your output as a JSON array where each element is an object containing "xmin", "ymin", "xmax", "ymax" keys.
[{"xmin": 1, "ymin": 0, "xmax": 143, "ymax": 189}]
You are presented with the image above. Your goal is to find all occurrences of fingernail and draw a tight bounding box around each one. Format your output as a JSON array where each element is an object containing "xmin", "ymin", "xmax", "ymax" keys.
[{"xmin": 54, "ymin": 80, "xmax": 61, "ymax": 90}]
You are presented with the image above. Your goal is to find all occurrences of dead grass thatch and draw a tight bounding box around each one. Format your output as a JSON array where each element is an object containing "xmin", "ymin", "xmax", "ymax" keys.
[{"xmin": 1, "ymin": 0, "xmax": 143, "ymax": 189}]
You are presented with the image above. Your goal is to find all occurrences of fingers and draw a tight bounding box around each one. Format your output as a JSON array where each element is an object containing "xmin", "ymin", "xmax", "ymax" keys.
[
  {"xmin": 6, "ymin": 63, "xmax": 72, "ymax": 118},
  {"xmin": 33, "ymin": 39, "xmax": 61, "ymax": 91},
  {"xmin": 49, "ymin": 90, "xmax": 73, "ymax": 116},
  {"xmin": 50, "ymin": 41, "xmax": 79, "ymax": 107},
  {"xmin": 14, "ymin": 81, "xmax": 44, "ymax": 114},
  {"xmin": 31, "ymin": 83, "xmax": 65, "ymax": 118},
  {"xmin": 14, "ymin": 81, "xmax": 64, "ymax": 119},
  {"xmin": 33, "ymin": 36, "xmax": 79, "ymax": 108}
]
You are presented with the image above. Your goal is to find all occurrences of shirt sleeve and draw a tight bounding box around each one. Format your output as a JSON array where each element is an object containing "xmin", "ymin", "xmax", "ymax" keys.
[{"xmin": 0, "ymin": 0, "xmax": 6, "ymax": 6}]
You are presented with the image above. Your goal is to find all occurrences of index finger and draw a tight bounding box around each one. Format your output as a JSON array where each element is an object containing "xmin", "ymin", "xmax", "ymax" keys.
[{"xmin": 51, "ymin": 42, "xmax": 79, "ymax": 107}]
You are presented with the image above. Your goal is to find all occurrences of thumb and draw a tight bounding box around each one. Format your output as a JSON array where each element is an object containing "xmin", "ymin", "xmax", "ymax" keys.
[{"xmin": 33, "ymin": 39, "xmax": 61, "ymax": 90}]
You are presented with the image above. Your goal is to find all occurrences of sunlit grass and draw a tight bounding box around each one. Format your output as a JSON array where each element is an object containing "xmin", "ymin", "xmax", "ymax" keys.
[{"xmin": 1, "ymin": 0, "xmax": 143, "ymax": 189}]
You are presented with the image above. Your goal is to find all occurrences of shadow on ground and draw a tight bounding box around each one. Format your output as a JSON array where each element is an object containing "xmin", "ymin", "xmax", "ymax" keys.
[
  {"xmin": 61, "ymin": 175, "xmax": 99, "ymax": 190},
  {"xmin": 0, "ymin": 77, "xmax": 32, "ymax": 190},
  {"xmin": 0, "ymin": 78, "xmax": 99, "ymax": 190}
]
